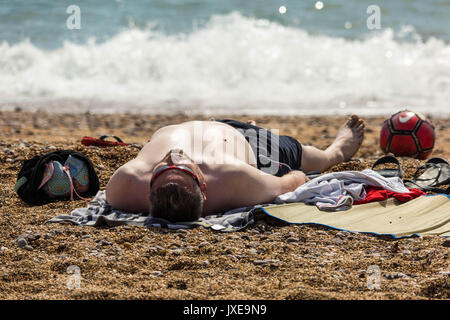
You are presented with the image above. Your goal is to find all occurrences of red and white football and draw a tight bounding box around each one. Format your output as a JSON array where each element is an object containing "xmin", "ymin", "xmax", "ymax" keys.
[{"xmin": 380, "ymin": 110, "xmax": 435, "ymax": 160}]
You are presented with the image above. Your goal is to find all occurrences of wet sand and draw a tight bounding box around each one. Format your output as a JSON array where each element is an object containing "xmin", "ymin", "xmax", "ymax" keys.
[{"xmin": 0, "ymin": 110, "xmax": 449, "ymax": 300}]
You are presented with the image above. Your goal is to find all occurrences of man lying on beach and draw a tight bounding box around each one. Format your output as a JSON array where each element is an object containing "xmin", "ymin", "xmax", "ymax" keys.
[{"xmin": 106, "ymin": 115, "xmax": 365, "ymax": 222}]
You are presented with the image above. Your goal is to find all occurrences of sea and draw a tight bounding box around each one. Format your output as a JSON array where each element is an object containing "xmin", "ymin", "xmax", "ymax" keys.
[{"xmin": 1, "ymin": 0, "xmax": 449, "ymax": 116}]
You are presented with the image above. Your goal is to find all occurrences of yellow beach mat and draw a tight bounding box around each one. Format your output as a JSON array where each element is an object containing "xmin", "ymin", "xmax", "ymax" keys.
[{"xmin": 261, "ymin": 195, "xmax": 450, "ymax": 238}]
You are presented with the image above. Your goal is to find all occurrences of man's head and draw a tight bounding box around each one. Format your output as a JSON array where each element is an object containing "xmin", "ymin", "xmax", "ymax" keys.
[{"xmin": 149, "ymin": 149, "xmax": 207, "ymax": 222}]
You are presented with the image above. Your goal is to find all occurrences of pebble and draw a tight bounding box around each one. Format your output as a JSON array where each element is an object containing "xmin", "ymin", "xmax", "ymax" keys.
[
  {"xmin": 332, "ymin": 274, "xmax": 344, "ymax": 280},
  {"xmin": 201, "ymin": 260, "xmax": 210, "ymax": 267},
  {"xmin": 151, "ymin": 271, "xmax": 163, "ymax": 277},
  {"xmin": 391, "ymin": 242, "xmax": 400, "ymax": 253},
  {"xmin": 44, "ymin": 233, "xmax": 54, "ymax": 240},
  {"xmin": 81, "ymin": 235, "xmax": 91, "ymax": 239},
  {"xmin": 248, "ymin": 248, "xmax": 258, "ymax": 255},
  {"xmin": 332, "ymin": 237, "xmax": 344, "ymax": 244},
  {"xmin": 146, "ymin": 246, "xmax": 161, "ymax": 253},
  {"xmin": 371, "ymin": 252, "xmax": 381, "ymax": 257},
  {"xmin": 97, "ymin": 240, "xmax": 112, "ymax": 246},
  {"xmin": 402, "ymin": 250, "xmax": 412, "ymax": 255},
  {"xmin": 253, "ymin": 259, "xmax": 280, "ymax": 266},
  {"xmin": 0, "ymin": 246, "xmax": 8, "ymax": 254},
  {"xmin": 16, "ymin": 237, "xmax": 28, "ymax": 248},
  {"xmin": 335, "ymin": 232, "xmax": 348, "ymax": 239},
  {"xmin": 171, "ymin": 248, "xmax": 184, "ymax": 256},
  {"xmin": 286, "ymin": 237, "xmax": 299, "ymax": 243},
  {"xmin": 384, "ymin": 272, "xmax": 409, "ymax": 280},
  {"xmin": 198, "ymin": 241, "xmax": 210, "ymax": 248},
  {"xmin": 223, "ymin": 246, "xmax": 234, "ymax": 254},
  {"xmin": 24, "ymin": 245, "xmax": 34, "ymax": 251},
  {"xmin": 17, "ymin": 233, "xmax": 40, "ymax": 242},
  {"xmin": 442, "ymin": 239, "xmax": 450, "ymax": 247}
]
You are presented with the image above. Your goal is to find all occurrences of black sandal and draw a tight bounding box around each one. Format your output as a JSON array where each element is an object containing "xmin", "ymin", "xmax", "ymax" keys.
[
  {"xmin": 404, "ymin": 158, "xmax": 450, "ymax": 193},
  {"xmin": 371, "ymin": 155, "xmax": 403, "ymax": 179}
]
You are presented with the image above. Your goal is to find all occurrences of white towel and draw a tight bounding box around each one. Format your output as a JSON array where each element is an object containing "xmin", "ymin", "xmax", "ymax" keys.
[{"xmin": 275, "ymin": 169, "xmax": 410, "ymax": 211}]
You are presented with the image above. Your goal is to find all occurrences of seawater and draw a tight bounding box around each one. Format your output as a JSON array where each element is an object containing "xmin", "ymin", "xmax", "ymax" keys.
[{"xmin": 0, "ymin": 0, "xmax": 449, "ymax": 116}]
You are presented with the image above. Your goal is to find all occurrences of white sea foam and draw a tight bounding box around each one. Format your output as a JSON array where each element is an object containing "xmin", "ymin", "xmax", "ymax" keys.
[{"xmin": 1, "ymin": 12, "xmax": 449, "ymax": 116}]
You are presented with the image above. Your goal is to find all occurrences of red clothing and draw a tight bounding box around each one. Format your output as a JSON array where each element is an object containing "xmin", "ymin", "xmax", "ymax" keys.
[{"xmin": 354, "ymin": 187, "xmax": 426, "ymax": 205}]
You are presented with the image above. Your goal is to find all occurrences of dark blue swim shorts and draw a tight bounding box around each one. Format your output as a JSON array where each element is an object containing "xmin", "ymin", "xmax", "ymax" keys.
[{"xmin": 218, "ymin": 119, "xmax": 303, "ymax": 177}]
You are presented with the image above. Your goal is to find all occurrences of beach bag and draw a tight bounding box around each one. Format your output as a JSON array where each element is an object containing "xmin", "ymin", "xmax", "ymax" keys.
[{"xmin": 14, "ymin": 150, "xmax": 100, "ymax": 205}]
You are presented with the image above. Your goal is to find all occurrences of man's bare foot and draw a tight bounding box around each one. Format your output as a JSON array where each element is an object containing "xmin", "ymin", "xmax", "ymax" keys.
[
  {"xmin": 326, "ymin": 115, "xmax": 365, "ymax": 164},
  {"xmin": 247, "ymin": 120, "xmax": 257, "ymax": 126}
]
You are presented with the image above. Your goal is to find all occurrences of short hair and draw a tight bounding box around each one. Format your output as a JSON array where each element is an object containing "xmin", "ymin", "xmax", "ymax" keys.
[{"xmin": 149, "ymin": 182, "xmax": 203, "ymax": 222}]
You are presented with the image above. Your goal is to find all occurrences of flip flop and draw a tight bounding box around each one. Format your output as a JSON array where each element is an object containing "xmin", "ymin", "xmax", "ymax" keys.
[
  {"xmin": 81, "ymin": 135, "xmax": 129, "ymax": 147},
  {"xmin": 371, "ymin": 155, "xmax": 403, "ymax": 178},
  {"xmin": 404, "ymin": 157, "xmax": 450, "ymax": 193}
]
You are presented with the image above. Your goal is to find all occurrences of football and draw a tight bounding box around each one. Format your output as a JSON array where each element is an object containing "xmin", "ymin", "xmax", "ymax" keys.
[{"xmin": 380, "ymin": 110, "xmax": 435, "ymax": 160}]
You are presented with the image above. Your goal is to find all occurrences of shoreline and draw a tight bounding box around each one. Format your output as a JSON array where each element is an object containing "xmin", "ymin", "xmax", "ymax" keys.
[{"xmin": 2, "ymin": 98, "xmax": 450, "ymax": 118}]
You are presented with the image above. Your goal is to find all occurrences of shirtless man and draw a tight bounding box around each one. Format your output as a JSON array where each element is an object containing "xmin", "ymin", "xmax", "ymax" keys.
[{"xmin": 105, "ymin": 115, "xmax": 365, "ymax": 222}]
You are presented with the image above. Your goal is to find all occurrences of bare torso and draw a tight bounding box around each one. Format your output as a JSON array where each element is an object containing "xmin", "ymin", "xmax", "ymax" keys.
[{"xmin": 105, "ymin": 121, "xmax": 261, "ymax": 214}]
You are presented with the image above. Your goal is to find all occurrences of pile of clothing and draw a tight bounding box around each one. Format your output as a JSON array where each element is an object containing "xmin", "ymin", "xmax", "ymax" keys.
[{"xmin": 275, "ymin": 169, "xmax": 425, "ymax": 211}]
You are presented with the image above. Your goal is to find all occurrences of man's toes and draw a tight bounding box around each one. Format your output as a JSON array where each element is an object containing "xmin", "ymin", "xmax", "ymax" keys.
[{"xmin": 348, "ymin": 115, "xmax": 360, "ymax": 127}]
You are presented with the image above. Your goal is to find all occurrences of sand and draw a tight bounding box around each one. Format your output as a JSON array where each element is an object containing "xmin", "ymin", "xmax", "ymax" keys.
[{"xmin": 0, "ymin": 109, "xmax": 449, "ymax": 300}]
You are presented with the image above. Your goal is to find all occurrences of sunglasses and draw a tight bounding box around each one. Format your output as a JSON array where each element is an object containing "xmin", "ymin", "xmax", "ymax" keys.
[{"xmin": 150, "ymin": 164, "xmax": 201, "ymax": 188}]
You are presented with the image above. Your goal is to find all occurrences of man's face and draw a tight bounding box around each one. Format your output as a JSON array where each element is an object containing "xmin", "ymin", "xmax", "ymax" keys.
[{"xmin": 150, "ymin": 149, "xmax": 206, "ymax": 196}]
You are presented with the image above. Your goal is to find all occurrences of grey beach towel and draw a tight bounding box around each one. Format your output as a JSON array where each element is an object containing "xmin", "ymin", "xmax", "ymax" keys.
[{"xmin": 46, "ymin": 191, "xmax": 260, "ymax": 232}]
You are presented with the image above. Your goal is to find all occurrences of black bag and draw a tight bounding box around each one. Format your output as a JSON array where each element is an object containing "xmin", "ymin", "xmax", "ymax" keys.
[{"xmin": 14, "ymin": 150, "xmax": 100, "ymax": 205}]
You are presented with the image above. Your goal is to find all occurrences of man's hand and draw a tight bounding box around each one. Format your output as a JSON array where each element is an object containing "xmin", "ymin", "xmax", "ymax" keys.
[{"xmin": 281, "ymin": 170, "xmax": 308, "ymax": 193}]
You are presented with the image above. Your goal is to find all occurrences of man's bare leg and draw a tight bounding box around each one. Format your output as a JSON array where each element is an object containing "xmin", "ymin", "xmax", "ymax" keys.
[{"xmin": 301, "ymin": 115, "xmax": 365, "ymax": 173}]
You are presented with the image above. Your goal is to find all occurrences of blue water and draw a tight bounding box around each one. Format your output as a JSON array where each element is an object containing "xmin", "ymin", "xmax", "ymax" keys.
[
  {"xmin": 2, "ymin": 0, "xmax": 450, "ymax": 48},
  {"xmin": 0, "ymin": 0, "xmax": 449, "ymax": 115}
]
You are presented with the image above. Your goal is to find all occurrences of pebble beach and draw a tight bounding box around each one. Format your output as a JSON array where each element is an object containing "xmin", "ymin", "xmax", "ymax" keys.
[{"xmin": 0, "ymin": 109, "xmax": 449, "ymax": 300}]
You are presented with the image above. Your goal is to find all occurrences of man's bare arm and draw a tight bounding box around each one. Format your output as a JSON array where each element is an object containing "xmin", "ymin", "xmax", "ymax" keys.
[
  {"xmin": 105, "ymin": 161, "xmax": 152, "ymax": 213},
  {"xmin": 224, "ymin": 164, "xmax": 307, "ymax": 209}
]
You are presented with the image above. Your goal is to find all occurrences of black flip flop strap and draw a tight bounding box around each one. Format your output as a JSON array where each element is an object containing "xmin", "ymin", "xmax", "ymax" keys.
[
  {"xmin": 404, "ymin": 179, "xmax": 442, "ymax": 193},
  {"xmin": 99, "ymin": 135, "xmax": 124, "ymax": 143},
  {"xmin": 372, "ymin": 156, "xmax": 401, "ymax": 168},
  {"xmin": 414, "ymin": 163, "xmax": 442, "ymax": 186},
  {"xmin": 372, "ymin": 156, "xmax": 403, "ymax": 177},
  {"xmin": 426, "ymin": 158, "xmax": 449, "ymax": 165}
]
